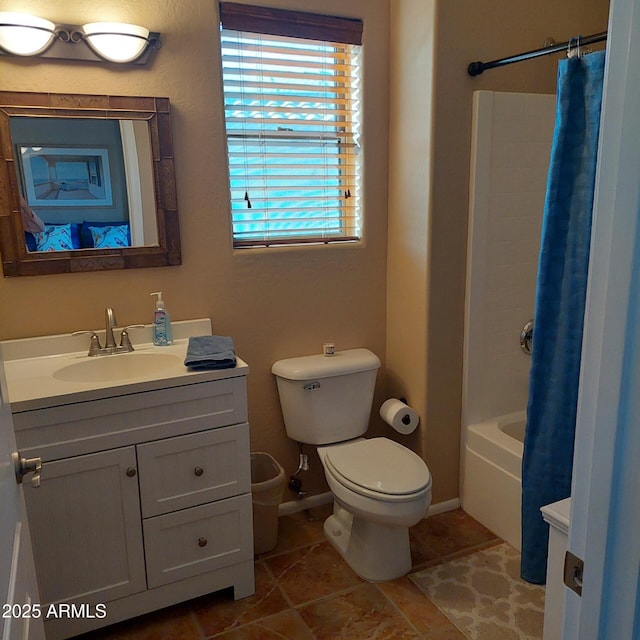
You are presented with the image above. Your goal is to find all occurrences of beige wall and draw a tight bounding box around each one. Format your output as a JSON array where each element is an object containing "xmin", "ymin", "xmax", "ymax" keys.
[
  {"xmin": 388, "ymin": 0, "xmax": 610, "ymax": 503},
  {"xmin": 0, "ymin": 0, "xmax": 390, "ymax": 498},
  {"xmin": 386, "ymin": 0, "xmax": 435, "ymax": 472}
]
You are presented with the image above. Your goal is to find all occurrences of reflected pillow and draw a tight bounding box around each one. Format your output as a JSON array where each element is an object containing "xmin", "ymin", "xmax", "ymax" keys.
[
  {"xmin": 90, "ymin": 224, "xmax": 131, "ymax": 249},
  {"xmin": 33, "ymin": 224, "xmax": 76, "ymax": 252},
  {"xmin": 80, "ymin": 221, "xmax": 130, "ymax": 247}
]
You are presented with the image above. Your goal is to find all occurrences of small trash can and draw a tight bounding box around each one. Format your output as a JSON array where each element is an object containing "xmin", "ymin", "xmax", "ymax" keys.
[{"xmin": 250, "ymin": 452, "xmax": 286, "ymax": 555}]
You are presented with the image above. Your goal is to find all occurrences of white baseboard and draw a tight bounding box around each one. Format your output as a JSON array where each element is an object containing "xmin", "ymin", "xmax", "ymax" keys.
[
  {"xmin": 278, "ymin": 493, "xmax": 460, "ymax": 518},
  {"xmin": 427, "ymin": 497, "xmax": 460, "ymax": 517}
]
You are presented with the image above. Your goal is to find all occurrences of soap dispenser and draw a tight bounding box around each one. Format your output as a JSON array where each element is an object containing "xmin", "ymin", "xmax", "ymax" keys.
[{"xmin": 150, "ymin": 292, "xmax": 173, "ymax": 346}]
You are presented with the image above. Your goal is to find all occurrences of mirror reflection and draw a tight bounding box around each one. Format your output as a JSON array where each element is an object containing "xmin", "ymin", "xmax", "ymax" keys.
[
  {"xmin": 12, "ymin": 116, "xmax": 158, "ymax": 253},
  {"xmin": 0, "ymin": 92, "xmax": 181, "ymax": 277}
]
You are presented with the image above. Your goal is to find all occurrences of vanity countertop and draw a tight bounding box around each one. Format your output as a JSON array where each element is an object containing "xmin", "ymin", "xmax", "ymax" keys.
[{"xmin": 1, "ymin": 319, "xmax": 248, "ymax": 413}]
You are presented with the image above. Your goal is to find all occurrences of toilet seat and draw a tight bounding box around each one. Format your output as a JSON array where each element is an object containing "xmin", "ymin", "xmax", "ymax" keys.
[{"xmin": 323, "ymin": 438, "xmax": 431, "ymax": 502}]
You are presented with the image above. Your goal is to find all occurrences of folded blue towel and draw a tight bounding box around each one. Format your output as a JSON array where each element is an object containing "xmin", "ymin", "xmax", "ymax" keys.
[{"xmin": 184, "ymin": 335, "xmax": 237, "ymax": 370}]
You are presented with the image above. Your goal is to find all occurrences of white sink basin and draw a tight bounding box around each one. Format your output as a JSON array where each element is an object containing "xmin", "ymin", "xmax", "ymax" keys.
[{"xmin": 53, "ymin": 352, "xmax": 183, "ymax": 383}]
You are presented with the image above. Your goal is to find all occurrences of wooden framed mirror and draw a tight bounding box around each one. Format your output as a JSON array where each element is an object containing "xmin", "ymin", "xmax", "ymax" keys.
[{"xmin": 0, "ymin": 92, "xmax": 181, "ymax": 277}]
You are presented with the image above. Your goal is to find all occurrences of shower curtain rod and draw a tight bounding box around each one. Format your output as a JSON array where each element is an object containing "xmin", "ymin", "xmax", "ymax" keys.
[{"xmin": 467, "ymin": 31, "xmax": 608, "ymax": 76}]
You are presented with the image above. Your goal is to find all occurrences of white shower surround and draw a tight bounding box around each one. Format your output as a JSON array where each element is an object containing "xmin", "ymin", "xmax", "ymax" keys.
[{"xmin": 461, "ymin": 91, "xmax": 556, "ymax": 547}]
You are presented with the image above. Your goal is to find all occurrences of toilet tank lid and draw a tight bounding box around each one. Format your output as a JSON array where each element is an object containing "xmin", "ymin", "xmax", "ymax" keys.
[{"xmin": 271, "ymin": 348, "xmax": 381, "ymax": 380}]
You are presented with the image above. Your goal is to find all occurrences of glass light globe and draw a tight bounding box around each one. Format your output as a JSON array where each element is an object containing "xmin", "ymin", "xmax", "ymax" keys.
[
  {"xmin": 82, "ymin": 22, "xmax": 149, "ymax": 63},
  {"xmin": 0, "ymin": 12, "xmax": 56, "ymax": 56}
]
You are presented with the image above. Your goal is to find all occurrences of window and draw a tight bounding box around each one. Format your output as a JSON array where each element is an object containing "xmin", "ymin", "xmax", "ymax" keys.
[{"xmin": 219, "ymin": 3, "xmax": 363, "ymax": 248}]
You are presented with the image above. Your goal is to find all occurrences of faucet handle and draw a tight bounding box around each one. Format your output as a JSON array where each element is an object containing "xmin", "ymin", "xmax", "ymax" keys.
[
  {"xmin": 72, "ymin": 330, "xmax": 102, "ymax": 356},
  {"xmin": 120, "ymin": 325, "xmax": 145, "ymax": 352}
]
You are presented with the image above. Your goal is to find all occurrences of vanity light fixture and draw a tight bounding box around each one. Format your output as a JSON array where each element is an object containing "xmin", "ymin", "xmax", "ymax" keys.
[{"xmin": 0, "ymin": 12, "xmax": 159, "ymax": 64}]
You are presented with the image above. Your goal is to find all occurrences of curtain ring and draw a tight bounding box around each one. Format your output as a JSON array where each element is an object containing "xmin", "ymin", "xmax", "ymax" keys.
[
  {"xmin": 567, "ymin": 37, "xmax": 574, "ymax": 58},
  {"xmin": 567, "ymin": 36, "xmax": 583, "ymax": 59}
]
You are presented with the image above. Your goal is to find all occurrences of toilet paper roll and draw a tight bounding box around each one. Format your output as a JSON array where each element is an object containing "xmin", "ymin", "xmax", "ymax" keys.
[{"xmin": 379, "ymin": 398, "xmax": 420, "ymax": 435}]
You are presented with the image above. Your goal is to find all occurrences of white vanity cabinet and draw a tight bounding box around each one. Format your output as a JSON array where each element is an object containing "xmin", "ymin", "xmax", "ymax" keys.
[{"xmin": 11, "ymin": 365, "xmax": 254, "ymax": 640}]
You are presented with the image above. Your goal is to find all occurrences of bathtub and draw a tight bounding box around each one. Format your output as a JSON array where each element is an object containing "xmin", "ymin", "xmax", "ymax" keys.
[{"xmin": 461, "ymin": 411, "xmax": 525, "ymax": 551}]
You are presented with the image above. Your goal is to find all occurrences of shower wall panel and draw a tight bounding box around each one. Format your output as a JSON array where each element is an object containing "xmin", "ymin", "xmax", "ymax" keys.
[{"xmin": 464, "ymin": 91, "xmax": 556, "ymax": 426}]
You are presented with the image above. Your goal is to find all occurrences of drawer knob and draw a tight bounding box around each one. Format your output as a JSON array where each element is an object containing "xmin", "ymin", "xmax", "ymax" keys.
[
  {"xmin": 126, "ymin": 467, "xmax": 137, "ymax": 477},
  {"xmin": 198, "ymin": 537, "xmax": 208, "ymax": 548},
  {"xmin": 194, "ymin": 466, "xmax": 204, "ymax": 477}
]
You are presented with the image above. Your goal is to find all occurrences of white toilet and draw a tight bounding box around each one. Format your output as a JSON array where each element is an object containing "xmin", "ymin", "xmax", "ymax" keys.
[{"xmin": 272, "ymin": 348, "xmax": 432, "ymax": 581}]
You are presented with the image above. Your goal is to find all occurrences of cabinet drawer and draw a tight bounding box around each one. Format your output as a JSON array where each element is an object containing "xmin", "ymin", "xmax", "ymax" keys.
[
  {"xmin": 13, "ymin": 375, "xmax": 248, "ymax": 462},
  {"xmin": 143, "ymin": 494, "xmax": 253, "ymax": 588},
  {"xmin": 138, "ymin": 424, "xmax": 250, "ymax": 517}
]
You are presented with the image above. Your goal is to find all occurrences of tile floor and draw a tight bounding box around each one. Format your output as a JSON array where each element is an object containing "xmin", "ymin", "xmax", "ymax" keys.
[{"xmin": 82, "ymin": 506, "xmax": 502, "ymax": 640}]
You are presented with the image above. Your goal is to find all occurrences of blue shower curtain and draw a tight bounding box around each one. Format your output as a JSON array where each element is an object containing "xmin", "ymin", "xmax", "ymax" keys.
[{"xmin": 521, "ymin": 50, "xmax": 606, "ymax": 584}]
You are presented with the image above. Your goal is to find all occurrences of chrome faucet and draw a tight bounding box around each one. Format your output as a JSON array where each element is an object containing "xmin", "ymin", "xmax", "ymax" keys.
[{"xmin": 72, "ymin": 308, "xmax": 144, "ymax": 356}]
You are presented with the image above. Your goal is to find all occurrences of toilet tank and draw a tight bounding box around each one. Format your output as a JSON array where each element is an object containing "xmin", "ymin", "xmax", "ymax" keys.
[{"xmin": 271, "ymin": 348, "xmax": 381, "ymax": 445}]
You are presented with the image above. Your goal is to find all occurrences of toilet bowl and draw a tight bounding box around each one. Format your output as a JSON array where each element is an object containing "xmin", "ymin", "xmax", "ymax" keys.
[
  {"xmin": 271, "ymin": 348, "xmax": 433, "ymax": 582},
  {"xmin": 318, "ymin": 437, "xmax": 432, "ymax": 581}
]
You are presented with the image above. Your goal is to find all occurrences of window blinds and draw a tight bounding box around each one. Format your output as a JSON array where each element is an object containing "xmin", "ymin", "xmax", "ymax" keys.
[{"xmin": 220, "ymin": 3, "xmax": 363, "ymax": 247}]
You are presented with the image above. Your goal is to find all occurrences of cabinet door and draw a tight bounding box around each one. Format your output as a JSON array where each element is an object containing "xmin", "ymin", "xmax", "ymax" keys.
[{"xmin": 23, "ymin": 447, "xmax": 146, "ymax": 606}]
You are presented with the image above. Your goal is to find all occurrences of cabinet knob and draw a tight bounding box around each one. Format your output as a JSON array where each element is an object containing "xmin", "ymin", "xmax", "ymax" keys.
[
  {"xmin": 194, "ymin": 466, "xmax": 204, "ymax": 477},
  {"xmin": 126, "ymin": 467, "xmax": 137, "ymax": 477},
  {"xmin": 198, "ymin": 537, "xmax": 208, "ymax": 548}
]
